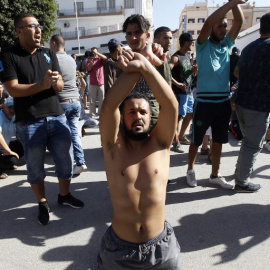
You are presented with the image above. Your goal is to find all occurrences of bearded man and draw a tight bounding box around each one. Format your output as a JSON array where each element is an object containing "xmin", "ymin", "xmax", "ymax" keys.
[
  {"xmin": 97, "ymin": 49, "xmax": 183, "ymax": 269},
  {"xmin": 186, "ymin": 0, "xmax": 246, "ymax": 189}
]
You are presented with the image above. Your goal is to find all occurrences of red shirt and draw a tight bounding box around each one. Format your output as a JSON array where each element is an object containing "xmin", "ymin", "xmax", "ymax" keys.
[{"xmin": 87, "ymin": 58, "xmax": 105, "ymax": 85}]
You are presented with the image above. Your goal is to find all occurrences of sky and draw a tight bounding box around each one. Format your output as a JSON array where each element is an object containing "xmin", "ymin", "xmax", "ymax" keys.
[{"xmin": 153, "ymin": 0, "xmax": 270, "ymax": 30}]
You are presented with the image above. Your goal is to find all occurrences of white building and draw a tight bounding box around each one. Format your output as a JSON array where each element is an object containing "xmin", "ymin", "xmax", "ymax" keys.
[
  {"xmin": 234, "ymin": 23, "xmax": 260, "ymax": 52},
  {"xmin": 52, "ymin": 0, "xmax": 153, "ymax": 55}
]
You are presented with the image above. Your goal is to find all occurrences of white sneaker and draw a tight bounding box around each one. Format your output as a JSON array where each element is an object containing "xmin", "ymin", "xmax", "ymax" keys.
[
  {"xmin": 264, "ymin": 141, "xmax": 270, "ymax": 152},
  {"xmin": 209, "ymin": 173, "xmax": 234, "ymax": 189},
  {"xmin": 73, "ymin": 164, "xmax": 87, "ymax": 175},
  {"xmin": 186, "ymin": 169, "xmax": 197, "ymax": 187}
]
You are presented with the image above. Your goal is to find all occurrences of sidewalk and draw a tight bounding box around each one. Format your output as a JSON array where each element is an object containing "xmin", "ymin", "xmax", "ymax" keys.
[{"xmin": 0, "ymin": 127, "xmax": 269, "ymax": 270}]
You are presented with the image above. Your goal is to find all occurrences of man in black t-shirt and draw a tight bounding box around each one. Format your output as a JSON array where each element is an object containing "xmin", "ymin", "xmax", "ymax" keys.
[
  {"xmin": 170, "ymin": 33, "xmax": 197, "ymax": 154},
  {"xmin": 233, "ymin": 13, "xmax": 270, "ymax": 193},
  {"xmin": 0, "ymin": 12, "xmax": 84, "ymax": 225}
]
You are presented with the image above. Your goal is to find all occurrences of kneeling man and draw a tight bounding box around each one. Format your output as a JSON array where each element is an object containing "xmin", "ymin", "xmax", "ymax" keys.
[{"xmin": 98, "ymin": 49, "xmax": 182, "ymax": 269}]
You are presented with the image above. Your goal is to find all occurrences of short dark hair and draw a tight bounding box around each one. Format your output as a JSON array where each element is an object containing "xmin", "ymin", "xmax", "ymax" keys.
[
  {"xmin": 84, "ymin": 51, "xmax": 91, "ymax": 57},
  {"xmin": 154, "ymin": 26, "xmax": 171, "ymax": 39},
  {"xmin": 123, "ymin": 14, "xmax": 151, "ymax": 33},
  {"xmin": 260, "ymin": 12, "xmax": 270, "ymax": 35},
  {"xmin": 50, "ymin": 34, "xmax": 65, "ymax": 48},
  {"xmin": 119, "ymin": 92, "xmax": 151, "ymax": 115},
  {"xmin": 91, "ymin": 47, "xmax": 98, "ymax": 51},
  {"xmin": 14, "ymin": 12, "xmax": 36, "ymax": 28}
]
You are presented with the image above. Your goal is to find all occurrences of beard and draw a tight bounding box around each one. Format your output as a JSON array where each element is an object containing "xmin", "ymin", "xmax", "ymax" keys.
[
  {"xmin": 210, "ymin": 30, "xmax": 223, "ymax": 43},
  {"xmin": 122, "ymin": 119, "xmax": 150, "ymax": 141}
]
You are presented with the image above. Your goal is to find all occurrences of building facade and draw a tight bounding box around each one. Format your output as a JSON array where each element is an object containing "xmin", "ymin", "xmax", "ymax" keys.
[
  {"xmin": 177, "ymin": 0, "xmax": 270, "ymax": 52},
  {"xmin": 52, "ymin": 0, "xmax": 153, "ymax": 54}
]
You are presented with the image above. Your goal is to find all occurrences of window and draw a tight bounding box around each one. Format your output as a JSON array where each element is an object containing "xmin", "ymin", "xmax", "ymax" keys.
[
  {"xmin": 227, "ymin": 19, "xmax": 232, "ymax": 25},
  {"xmin": 109, "ymin": 0, "xmax": 115, "ymax": 10},
  {"xmin": 188, "ymin": 30, "xmax": 194, "ymax": 35},
  {"xmin": 188, "ymin": 19, "xmax": 195, "ymax": 23},
  {"xmin": 256, "ymin": 17, "xmax": 261, "ymax": 22},
  {"xmin": 124, "ymin": 0, "xmax": 134, "ymax": 9},
  {"xmin": 198, "ymin": 18, "xmax": 205, "ymax": 23},
  {"xmin": 243, "ymin": 17, "xmax": 248, "ymax": 24},
  {"xmin": 197, "ymin": 30, "xmax": 201, "ymax": 35},
  {"xmin": 75, "ymin": 2, "xmax": 84, "ymax": 11},
  {"xmin": 97, "ymin": 0, "xmax": 106, "ymax": 10}
]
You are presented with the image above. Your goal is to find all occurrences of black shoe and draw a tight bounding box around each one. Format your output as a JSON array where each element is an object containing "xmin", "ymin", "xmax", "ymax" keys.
[
  {"xmin": 235, "ymin": 183, "xmax": 261, "ymax": 193},
  {"xmin": 58, "ymin": 193, "xmax": 84, "ymax": 208},
  {"xmin": 38, "ymin": 202, "xmax": 50, "ymax": 225}
]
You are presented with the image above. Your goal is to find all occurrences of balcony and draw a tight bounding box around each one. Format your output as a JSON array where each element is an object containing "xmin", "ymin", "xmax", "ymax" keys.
[
  {"xmin": 57, "ymin": 6, "xmax": 124, "ymax": 18},
  {"xmin": 56, "ymin": 22, "xmax": 124, "ymax": 40}
]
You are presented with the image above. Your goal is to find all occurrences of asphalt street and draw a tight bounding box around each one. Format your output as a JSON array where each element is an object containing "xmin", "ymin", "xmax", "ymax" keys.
[{"xmin": 0, "ymin": 125, "xmax": 270, "ymax": 270}]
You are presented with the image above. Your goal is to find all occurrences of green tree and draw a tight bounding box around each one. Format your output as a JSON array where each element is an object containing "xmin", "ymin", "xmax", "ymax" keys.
[{"xmin": 0, "ymin": 0, "xmax": 57, "ymax": 49}]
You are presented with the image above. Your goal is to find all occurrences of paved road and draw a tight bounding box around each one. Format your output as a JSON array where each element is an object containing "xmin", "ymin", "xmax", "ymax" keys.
[{"xmin": 1, "ymin": 126, "xmax": 270, "ymax": 270}]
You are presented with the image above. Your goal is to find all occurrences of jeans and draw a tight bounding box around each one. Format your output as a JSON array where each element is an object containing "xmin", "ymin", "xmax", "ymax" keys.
[
  {"xmin": 16, "ymin": 114, "xmax": 73, "ymax": 184},
  {"xmin": 235, "ymin": 105, "xmax": 269, "ymax": 186},
  {"xmin": 60, "ymin": 100, "xmax": 85, "ymax": 165}
]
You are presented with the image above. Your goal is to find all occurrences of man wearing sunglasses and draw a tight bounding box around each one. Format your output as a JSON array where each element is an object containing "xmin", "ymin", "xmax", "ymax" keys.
[{"xmin": 0, "ymin": 12, "xmax": 84, "ymax": 225}]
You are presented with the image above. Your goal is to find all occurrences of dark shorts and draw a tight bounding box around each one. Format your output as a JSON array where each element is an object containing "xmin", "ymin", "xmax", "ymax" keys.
[
  {"xmin": 192, "ymin": 99, "xmax": 231, "ymax": 146},
  {"xmin": 97, "ymin": 221, "xmax": 183, "ymax": 270}
]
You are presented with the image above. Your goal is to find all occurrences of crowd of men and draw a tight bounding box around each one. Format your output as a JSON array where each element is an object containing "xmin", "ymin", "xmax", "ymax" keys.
[{"xmin": 0, "ymin": 0, "xmax": 270, "ymax": 268}]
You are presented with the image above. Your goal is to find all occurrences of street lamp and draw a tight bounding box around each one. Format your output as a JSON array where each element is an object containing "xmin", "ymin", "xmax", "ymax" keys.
[{"xmin": 74, "ymin": 0, "xmax": 81, "ymax": 54}]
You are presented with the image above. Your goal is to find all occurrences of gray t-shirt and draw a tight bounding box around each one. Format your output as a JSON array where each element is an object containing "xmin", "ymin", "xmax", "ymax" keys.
[{"xmin": 56, "ymin": 51, "xmax": 79, "ymax": 100}]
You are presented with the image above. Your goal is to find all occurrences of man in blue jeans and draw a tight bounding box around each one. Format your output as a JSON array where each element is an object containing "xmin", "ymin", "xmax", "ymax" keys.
[
  {"xmin": 50, "ymin": 34, "xmax": 87, "ymax": 175},
  {"xmin": 0, "ymin": 12, "xmax": 84, "ymax": 225},
  {"xmin": 233, "ymin": 12, "xmax": 270, "ymax": 192}
]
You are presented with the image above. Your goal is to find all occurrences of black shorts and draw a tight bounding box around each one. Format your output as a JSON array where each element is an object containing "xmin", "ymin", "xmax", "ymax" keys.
[
  {"xmin": 97, "ymin": 221, "xmax": 183, "ymax": 269},
  {"xmin": 191, "ymin": 99, "xmax": 231, "ymax": 146}
]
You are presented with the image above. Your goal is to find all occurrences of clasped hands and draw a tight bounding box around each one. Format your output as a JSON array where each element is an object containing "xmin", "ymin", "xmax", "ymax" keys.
[{"xmin": 118, "ymin": 43, "xmax": 166, "ymax": 72}]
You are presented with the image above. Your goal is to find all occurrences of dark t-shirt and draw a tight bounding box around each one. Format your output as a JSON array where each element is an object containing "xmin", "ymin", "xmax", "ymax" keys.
[
  {"xmin": 104, "ymin": 57, "xmax": 123, "ymax": 94},
  {"xmin": 171, "ymin": 51, "xmax": 192, "ymax": 95},
  {"xmin": 155, "ymin": 58, "xmax": 172, "ymax": 86},
  {"xmin": 230, "ymin": 53, "xmax": 240, "ymax": 87},
  {"xmin": 0, "ymin": 44, "xmax": 63, "ymax": 122},
  {"xmin": 236, "ymin": 38, "xmax": 270, "ymax": 112}
]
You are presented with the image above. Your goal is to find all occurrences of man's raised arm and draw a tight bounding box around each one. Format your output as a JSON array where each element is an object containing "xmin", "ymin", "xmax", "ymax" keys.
[
  {"xmin": 198, "ymin": 0, "xmax": 246, "ymax": 44},
  {"xmin": 228, "ymin": 1, "xmax": 245, "ymax": 42}
]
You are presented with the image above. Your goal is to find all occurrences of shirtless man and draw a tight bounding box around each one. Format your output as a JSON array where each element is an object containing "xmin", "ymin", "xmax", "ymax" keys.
[{"xmin": 97, "ymin": 50, "xmax": 182, "ymax": 269}]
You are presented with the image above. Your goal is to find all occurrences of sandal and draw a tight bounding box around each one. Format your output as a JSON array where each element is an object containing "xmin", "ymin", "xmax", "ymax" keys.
[
  {"xmin": 0, "ymin": 173, "xmax": 8, "ymax": 179},
  {"xmin": 201, "ymin": 147, "xmax": 210, "ymax": 155}
]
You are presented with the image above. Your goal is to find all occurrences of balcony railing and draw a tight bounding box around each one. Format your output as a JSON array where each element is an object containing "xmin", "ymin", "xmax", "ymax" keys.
[
  {"xmin": 57, "ymin": 6, "xmax": 123, "ymax": 17},
  {"xmin": 57, "ymin": 23, "xmax": 123, "ymax": 39}
]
